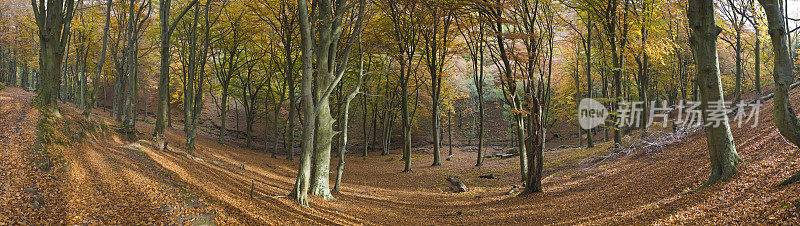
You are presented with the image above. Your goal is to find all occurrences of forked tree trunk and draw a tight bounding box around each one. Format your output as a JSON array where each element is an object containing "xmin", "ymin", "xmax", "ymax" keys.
[
  {"xmin": 521, "ymin": 87, "xmax": 543, "ymax": 195},
  {"xmin": 335, "ymin": 47, "xmax": 365, "ymax": 192}
]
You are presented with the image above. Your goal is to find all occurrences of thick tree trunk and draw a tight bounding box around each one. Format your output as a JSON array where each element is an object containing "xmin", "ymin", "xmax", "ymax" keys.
[
  {"xmin": 760, "ymin": 0, "xmax": 800, "ymax": 147},
  {"xmin": 310, "ymin": 78, "xmax": 335, "ymax": 199},
  {"xmin": 521, "ymin": 87, "xmax": 542, "ymax": 195},
  {"xmin": 688, "ymin": 0, "xmax": 742, "ymax": 185}
]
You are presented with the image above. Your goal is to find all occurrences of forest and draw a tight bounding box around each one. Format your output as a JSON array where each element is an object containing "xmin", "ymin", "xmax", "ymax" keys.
[{"xmin": 1, "ymin": 0, "xmax": 800, "ymax": 224}]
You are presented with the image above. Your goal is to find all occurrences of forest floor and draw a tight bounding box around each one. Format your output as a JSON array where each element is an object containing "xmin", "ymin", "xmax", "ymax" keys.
[{"xmin": 3, "ymin": 85, "xmax": 800, "ymax": 224}]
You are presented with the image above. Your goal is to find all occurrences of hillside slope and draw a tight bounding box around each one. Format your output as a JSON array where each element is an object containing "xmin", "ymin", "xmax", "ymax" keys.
[{"xmin": 2, "ymin": 85, "xmax": 800, "ymax": 224}]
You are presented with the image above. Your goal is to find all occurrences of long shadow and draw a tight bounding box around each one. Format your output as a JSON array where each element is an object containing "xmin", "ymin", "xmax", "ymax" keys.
[{"xmin": 137, "ymin": 143, "xmax": 350, "ymax": 224}]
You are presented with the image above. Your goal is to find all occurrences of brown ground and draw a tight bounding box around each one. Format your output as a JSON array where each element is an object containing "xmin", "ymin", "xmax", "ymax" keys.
[{"xmin": 3, "ymin": 85, "xmax": 800, "ymax": 225}]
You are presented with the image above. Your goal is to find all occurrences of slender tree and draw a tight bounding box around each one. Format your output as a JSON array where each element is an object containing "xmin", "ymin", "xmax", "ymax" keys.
[
  {"xmin": 153, "ymin": 0, "xmax": 200, "ymax": 149},
  {"xmin": 421, "ymin": 0, "xmax": 455, "ymax": 166}
]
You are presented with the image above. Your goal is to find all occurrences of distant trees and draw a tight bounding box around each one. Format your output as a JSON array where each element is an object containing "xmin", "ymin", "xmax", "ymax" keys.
[
  {"xmin": 251, "ymin": 0, "xmax": 298, "ymax": 160},
  {"xmin": 718, "ymin": 0, "xmax": 749, "ymax": 104},
  {"xmin": 381, "ymin": 0, "xmax": 422, "ymax": 172}
]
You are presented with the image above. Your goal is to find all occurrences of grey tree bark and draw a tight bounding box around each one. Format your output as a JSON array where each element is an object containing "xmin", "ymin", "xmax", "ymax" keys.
[
  {"xmin": 291, "ymin": 0, "xmax": 366, "ymax": 205},
  {"xmin": 290, "ymin": 0, "xmax": 314, "ymax": 206},
  {"xmin": 334, "ymin": 43, "xmax": 366, "ymax": 192},
  {"xmin": 153, "ymin": 0, "xmax": 199, "ymax": 149},
  {"xmin": 687, "ymin": 0, "xmax": 742, "ymax": 185},
  {"xmin": 421, "ymin": 4, "xmax": 453, "ymax": 167},
  {"xmin": 759, "ymin": 0, "xmax": 800, "ymax": 147},
  {"xmin": 31, "ymin": 0, "xmax": 77, "ymax": 115}
]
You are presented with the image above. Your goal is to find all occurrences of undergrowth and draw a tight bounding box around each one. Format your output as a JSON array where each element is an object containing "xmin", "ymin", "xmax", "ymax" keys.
[{"xmin": 32, "ymin": 102, "xmax": 108, "ymax": 173}]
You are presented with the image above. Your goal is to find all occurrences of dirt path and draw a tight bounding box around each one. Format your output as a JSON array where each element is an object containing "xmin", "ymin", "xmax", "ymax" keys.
[{"xmin": 0, "ymin": 87, "xmax": 66, "ymax": 224}]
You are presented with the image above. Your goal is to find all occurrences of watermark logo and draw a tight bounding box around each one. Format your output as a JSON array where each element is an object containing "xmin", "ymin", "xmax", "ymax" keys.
[
  {"xmin": 579, "ymin": 98, "xmax": 608, "ymax": 130},
  {"xmin": 578, "ymin": 98, "xmax": 763, "ymax": 130}
]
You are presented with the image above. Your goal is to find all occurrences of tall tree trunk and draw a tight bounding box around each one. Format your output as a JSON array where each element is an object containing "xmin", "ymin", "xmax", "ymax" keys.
[
  {"xmin": 760, "ymin": 0, "xmax": 800, "ymax": 147},
  {"xmin": 287, "ymin": 95, "xmax": 296, "ymax": 160},
  {"xmin": 476, "ymin": 38, "xmax": 485, "ymax": 166},
  {"xmin": 88, "ymin": 0, "xmax": 112, "ymax": 118},
  {"xmin": 286, "ymin": 40, "xmax": 296, "ymax": 161},
  {"xmin": 290, "ymin": 0, "xmax": 314, "ymax": 206},
  {"xmin": 639, "ymin": 8, "xmax": 650, "ymax": 137},
  {"xmin": 755, "ymin": 23, "xmax": 762, "ymax": 95},
  {"xmin": 401, "ymin": 62, "xmax": 412, "ymax": 172},
  {"xmin": 335, "ymin": 47, "xmax": 365, "ymax": 192},
  {"xmin": 688, "ymin": 0, "xmax": 742, "ymax": 185},
  {"xmin": 521, "ymin": 86, "xmax": 542, "ymax": 195},
  {"xmin": 154, "ymin": 0, "xmax": 198, "ymax": 148},
  {"xmin": 586, "ymin": 21, "xmax": 594, "ymax": 147}
]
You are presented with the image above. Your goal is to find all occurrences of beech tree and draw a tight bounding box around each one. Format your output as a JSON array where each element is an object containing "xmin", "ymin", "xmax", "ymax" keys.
[
  {"xmin": 687, "ymin": 0, "xmax": 741, "ymax": 185},
  {"xmin": 153, "ymin": 0, "xmax": 199, "ymax": 149},
  {"xmin": 380, "ymin": 0, "xmax": 422, "ymax": 172},
  {"xmin": 455, "ymin": 7, "xmax": 487, "ymax": 166},
  {"xmin": 759, "ymin": 0, "xmax": 800, "ymax": 149},
  {"xmin": 291, "ymin": 0, "xmax": 367, "ymax": 205},
  {"xmin": 31, "ymin": 0, "xmax": 76, "ymax": 114},
  {"xmin": 420, "ymin": 0, "xmax": 456, "ymax": 167}
]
